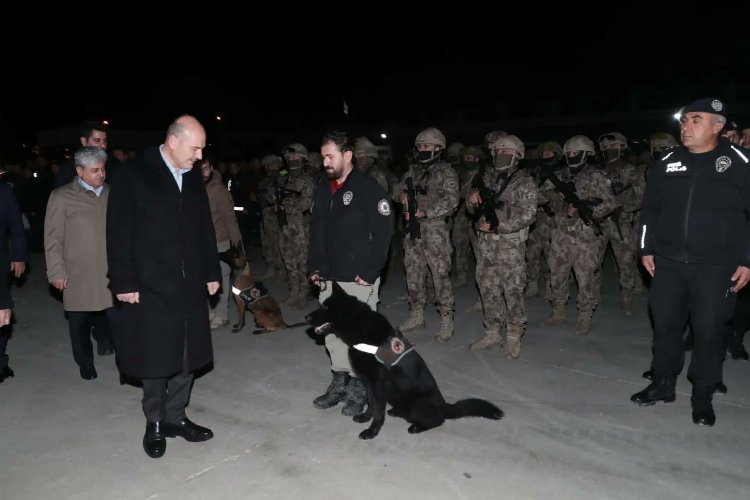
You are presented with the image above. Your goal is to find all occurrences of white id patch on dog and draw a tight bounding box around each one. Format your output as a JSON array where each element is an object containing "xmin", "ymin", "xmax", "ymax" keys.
[{"xmin": 378, "ymin": 199, "xmax": 391, "ymax": 215}]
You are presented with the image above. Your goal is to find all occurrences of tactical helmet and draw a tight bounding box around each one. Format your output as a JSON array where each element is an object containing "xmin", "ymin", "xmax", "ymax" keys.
[
  {"xmin": 461, "ymin": 145, "xmax": 484, "ymax": 161},
  {"xmin": 354, "ymin": 137, "xmax": 379, "ymax": 159},
  {"xmin": 492, "ymin": 134, "xmax": 525, "ymax": 159},
  {"xmin": 563, "ymin": 135, "xmax": 596, "ymax": 154},
  {"xmin": 282, "ymin": 142, "xmax": 308, "ymax": 159},
  {"xmin": 484, "ymin": 130, "xmax": 508, "ymax": 150},
  {"xmin": 536, "ymin": 141, "xmax": 563, "ymax": 158},
  {"xmin": 597, "ymin": 132, "xmax": 628, "ymax": 150},
  {"xmin": 649, "ymin": 132, "xmax": 678, "ymax": 156},
  {"xmin": 415, "ymin": 127, "xmax": 446, "ymax": 149},
  {"xmin": 261, "ymin": 154, "xmax": 283, "ymax": 170}
]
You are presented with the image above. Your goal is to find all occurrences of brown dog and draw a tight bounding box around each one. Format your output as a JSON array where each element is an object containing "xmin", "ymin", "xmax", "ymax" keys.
[{"xmin": 220, "ymin": 242, "xmax": 305, "ymax": 335}]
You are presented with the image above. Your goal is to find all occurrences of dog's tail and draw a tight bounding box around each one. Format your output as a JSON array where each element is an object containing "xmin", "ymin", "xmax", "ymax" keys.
[
  {"xmin": 444, "ymin": 398, "xmax": 504, "ymax": 421},
  {"xmin": 283, "ymin": 321, "xmax": 308, "ymax": 329}
]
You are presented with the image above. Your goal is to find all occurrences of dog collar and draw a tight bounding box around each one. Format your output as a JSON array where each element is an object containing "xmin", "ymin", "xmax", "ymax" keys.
[
  {"xmin": 232, "ymin": 282, "xmax": 270, "ymax": 306},
  {"xmin": 354, "ymin": 335, "xmax": 415, "ymax": 368}
]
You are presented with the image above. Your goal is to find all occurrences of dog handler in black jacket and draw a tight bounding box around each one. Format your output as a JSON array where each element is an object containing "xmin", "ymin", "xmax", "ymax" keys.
[
  {"xmin": 631, "ymin": 97, "xmax": 750, "ymax": 426},
  {"xmin": 308, "ymin": 131, "xmax": 393, "ymax": 417}
]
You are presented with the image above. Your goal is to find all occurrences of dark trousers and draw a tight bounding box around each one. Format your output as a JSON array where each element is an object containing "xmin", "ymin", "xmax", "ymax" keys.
[
  {"xmin": 649, "ymin": 257, "xmax": 737, "ymax": 389},
  {"xmin": 67, "ymin": 308, "xmax": 118, "ymax": 368},
  {"xmin": 0, "ymin": 330, "xmax": 8, "ymax": 368},
  {"xmin": 141, "ymin": 339, "xmax": 193, "ymax": 423}
]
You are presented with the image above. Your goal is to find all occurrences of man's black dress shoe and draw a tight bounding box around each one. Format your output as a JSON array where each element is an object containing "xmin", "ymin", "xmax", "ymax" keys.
[
  {"xmin": 691, "ymin": 398, "xmax": 716, "ymax": 427},
  {"xmin": 163, "ymin": 417, "xmax": 213, "ymax": 442},
  {"xmin": 0, "ymin": 366, "xmax": 14, "ymax": 383},
  {"xmin": 79, "ymin": 365, "xmax": 97, "ymax": 380},
  {"xmin": 143, "ymin": 422, "xmax": 166, "ymax": 458}
]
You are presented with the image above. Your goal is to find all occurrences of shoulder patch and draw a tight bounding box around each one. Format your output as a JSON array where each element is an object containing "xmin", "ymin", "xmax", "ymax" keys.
[{"xmin": 378, "ymin": 199, "xmax": 391, "ymax": 216}]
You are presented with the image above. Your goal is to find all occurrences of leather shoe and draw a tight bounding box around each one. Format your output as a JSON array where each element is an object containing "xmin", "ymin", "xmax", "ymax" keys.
[
  {"xmin": 163, "ymin": 417, "xmax": 213, "ymax": 442},
  {"xmin": 143, "ymin": 422, "xmax": 166, "ymax": 458},
  {"xmin": 0, "ymin": 365, "xmax": 14, "ymax": 383},
  {"xmin": 691, "ymin": 398, "xmax": 716, "ymax": 427},
  {"xmin": 79, "ymin": 365, "xmax": 97, "ymax": 380}
]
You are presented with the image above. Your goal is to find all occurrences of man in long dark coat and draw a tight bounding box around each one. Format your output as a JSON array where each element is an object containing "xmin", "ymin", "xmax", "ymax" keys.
[{"xmin": 107, "ymin": 115, "xmax": 221, "ymax": 459}]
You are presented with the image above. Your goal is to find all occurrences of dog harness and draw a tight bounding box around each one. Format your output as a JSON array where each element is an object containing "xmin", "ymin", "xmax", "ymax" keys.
[
  {"xmin": 231, "ymin": 282, "xmax": 270, "ymax": 306},
  {"xmin": 354, "ymin": 334, "xmax": 415, "ymax": 368}
]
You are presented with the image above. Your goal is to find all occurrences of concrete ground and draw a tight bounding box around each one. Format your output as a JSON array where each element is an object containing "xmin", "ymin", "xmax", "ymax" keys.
[{"xmin": 1, "ymin": 252, "xmax": 749, "ymax": 500}]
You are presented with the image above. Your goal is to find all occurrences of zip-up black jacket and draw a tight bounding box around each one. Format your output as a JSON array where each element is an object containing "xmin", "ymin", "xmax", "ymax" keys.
[
  {"xmin": 639, "ymin": 138, "xmax": 750, "ymax": 266},
  {"xmin": 308, "ymin": 167, "xmax": 393, "ymax": 284}
]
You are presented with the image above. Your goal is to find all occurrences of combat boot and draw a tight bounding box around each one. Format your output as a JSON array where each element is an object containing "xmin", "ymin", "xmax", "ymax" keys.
[
  {"xmin": 400, "ymin": 308, "xmax": 425, "ymax": 332},
  {"xmin": 575, "ymin": 310, "xmax": 593, "ymax": 336},
  {"xmin": 621, "ymin": 289, "xmax": 635, "ymax": 317},
  {"xmin": 341, "ymin": 377, "xmax": 368, "ymax": 416},
  {"xmin": 313, "ymin": 371, "xmax": 350, "ymax": 409},
  {"xmin": 469, "ymin": 324, "xmax": 503, "ymax": 352},
  {"xmin": 691, "ymin": 386, "xmax": 716, "ymax": 426},
  {"xmin": 505, "ymin": 323, "xmax": 525, "ymax": 359},
  {"xmin": 631, "ymin": 376, "xmax": 676, "ymax": 406},
  {"xmin": 433, "ymin": 311, "xmax": 454, "ymax": 342},
  {"xmin": 465, "ymin": 299, "xmax": 482, "ymax": 313},
  {"xmin": 541, "ymin": 303, "xmax": 566, "ymax": 326},
  {"xmin": 453, "ymin": 271, "xmax": 467, "ymax": 288}
]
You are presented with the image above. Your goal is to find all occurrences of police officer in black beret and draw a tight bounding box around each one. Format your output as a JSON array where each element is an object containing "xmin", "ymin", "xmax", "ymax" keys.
[{"xmin": 631, "ymin": 97, "xmax": 750, "ymax": 426}]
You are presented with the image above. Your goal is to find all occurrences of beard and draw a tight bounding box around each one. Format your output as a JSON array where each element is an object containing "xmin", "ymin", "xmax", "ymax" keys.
[{"xmin": 324, "ymin": 166, "xmax": 341, "ymax": 180}]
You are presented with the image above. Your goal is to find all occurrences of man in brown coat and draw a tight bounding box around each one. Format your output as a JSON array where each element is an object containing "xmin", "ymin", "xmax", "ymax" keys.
[
  {"xmin": 107, "ymin": 115, "xmax": 221, "ymax": 459},
  {"xmin": 44, "ymin": 146, "xmax": 116, "ymax": 381},
  {"xmin": 200, "ymin": 156, "xmax": 242, "ymax": 329}
]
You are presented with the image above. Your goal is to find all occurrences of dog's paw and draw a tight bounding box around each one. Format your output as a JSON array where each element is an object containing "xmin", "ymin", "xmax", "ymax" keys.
[
  {"xmin": 353, "ymin": 413, "xmax": 372, "ymax": 424},
  {"xmin": 407, "ymin": 424, "xmax": 424, "ymax": 434},
  {"xmin": 358, "ymin": 428, "xmax": 380, "ymax": 440}
]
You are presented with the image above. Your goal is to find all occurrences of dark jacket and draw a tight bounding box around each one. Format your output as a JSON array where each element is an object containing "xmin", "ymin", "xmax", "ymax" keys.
[
  {"xmin": 107, "ymin": 147, "xmax": 221, "ymax": 378},
  {"xmin": 0, "ymin": 183, "xmax": 27, "ymax": 309},
  {"xmin": 639, "ymin": 139, "xmax": 750, "ymax": 266},
  {"xmin": 308, "ymin": 166, "xmax": 393, "ymax": 284}
]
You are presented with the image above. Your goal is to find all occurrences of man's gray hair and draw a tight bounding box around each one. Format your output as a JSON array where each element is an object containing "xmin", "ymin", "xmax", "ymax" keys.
[
  {"xmin": 715, "ymin": 114, "xmax": 727, "ymax": 127},
  {"xmin": 74, "ymin": 146, "xmax": 107, "ymax": 168}
]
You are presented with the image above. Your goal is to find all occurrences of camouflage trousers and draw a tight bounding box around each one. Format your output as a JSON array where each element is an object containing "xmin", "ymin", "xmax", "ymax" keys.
[
  {"xmin": 403, "ymin": 222, "xmax": 454, "ymax": 313},
  {"xmin": 595, "ymin": 215, "xmax": 636, "ymax": 296},
  {"xmin": 279, "ymin": 218, "xmax": 310, "ymax": 293},
  {"xmin": 476, "ymin": 234, "xmax": 527, "ymax": 327},
  {"xmin": 526, "ymin": 211, "xmax": 552, "ymax": 285},
  {"xmin": 452, "ymin": 209, "xmax": 474, "ymax": 275},
  {"xmin": 548, "ymin": 224, "xmax": 605, "ymax": 312},
  {"xmin": 261, "ymin": 208, "xmax": 283, "ymax": 271}
]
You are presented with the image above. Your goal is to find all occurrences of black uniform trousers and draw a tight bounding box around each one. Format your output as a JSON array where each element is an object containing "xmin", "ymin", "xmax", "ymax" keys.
[
  {"xmin": 66, "ymin": 308, "xmax": 118, "ymax": 368},
  {"xmin": 141, "ymin": 333, "xmax": 193, "ymax": 424},
  {"xmin": 649, "ymin": 256, "xmax": 737, "ymax": 389}
]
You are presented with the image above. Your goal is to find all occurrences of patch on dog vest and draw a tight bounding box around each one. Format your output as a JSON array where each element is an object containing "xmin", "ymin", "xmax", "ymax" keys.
[
  {"xmin": 232, "ymin": 282, "xmax": 270, "ymax": 306},
  {"xmin": 354, "ymin": 334, "xmax": 415, "ymax": 368}
]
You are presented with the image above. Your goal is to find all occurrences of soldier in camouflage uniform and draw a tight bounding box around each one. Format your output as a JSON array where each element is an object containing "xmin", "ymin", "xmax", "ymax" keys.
[
  {"xmin": 466, "ymin": 135, "xmax": 537, "ymax": 357},
  {"xmin": 392, "ymin": 127, "xmax": 459, "ymax": 340},
  {"xmin": 277, "ymin": 143, "xmax": 315, "ymax": 309},
  {"xmin": 257, "ymin": 154, "xmax": 286, "ymax": 281},
  {"xmin": 306, "ymin": 151, "xmax": 323, "ymax": 180},
  {"xmin": 525, "ymin": 141, "xmax": 563, "ymax": 298},
  {"xmin": 453, "ymin": 145, "xmax": 484, "ymax": 288},
  {"xmin": 595, "ymin": 132, "xmax": 646, "ymax": 315},
  {"xmin": 540, "ymin": 135, "xmax": 617, "ymax": 335},
  {"xmin": 354, "ymin": 136, "xmax": 390, "ymax": 191}
]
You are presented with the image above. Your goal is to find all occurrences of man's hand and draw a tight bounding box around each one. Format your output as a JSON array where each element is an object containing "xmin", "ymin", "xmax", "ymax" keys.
[
  {"xmin": 567, "ymin": 204, "xmax": 578, "ymax": 217},
  {"xmin": 354, "ymin": 275, "xmax": 370, "ymax": 286},
  {"xmin": 399, "ymin": 192, "xmax": 408, "ymax": 206},
  {"xmin": 415, "ymin": 209, "xmax": 426, "ymax": 219},
  {"xmin": 51, "ymin": 279, "xmax": 68, "ymax": 291},
  {"xmin": 10, "ymin": 261, "xmax": 25, "ymax": 278},
  {"xmin": 116, "ymin": 292, "xmax": 140, "ymax": 304},
  {"xmin": 477, "ymin": 217, "xmax": 491, "ymax": 233},
  {"xmin": 207, "ymin": 281, "xmax": 220, "ymax": 295},
  {"xmin": 730, "ymin": 265, "xmax": 750, "ymax": 293},
  {"xmin": 0, "ymin": 308, "xmax": 11, "ymax": 327},
  {"xmin": 641, "ymin": 255, "xmax": 655, "ymax": 277},
  {"xmin": 469, "ymin": 190, "xmax": 482, "ymax": 206}
]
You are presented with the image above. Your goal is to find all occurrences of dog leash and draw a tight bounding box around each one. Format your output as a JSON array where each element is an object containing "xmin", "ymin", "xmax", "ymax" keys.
[{"xmin": 318, "ymin": 276, "xmax": 375, "ymax": 304}]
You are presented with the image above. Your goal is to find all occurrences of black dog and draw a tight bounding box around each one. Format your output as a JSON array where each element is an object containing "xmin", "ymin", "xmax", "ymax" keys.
[{"xmin": 306, "ymin": 282, "xmax": 503, "ymax": 439}]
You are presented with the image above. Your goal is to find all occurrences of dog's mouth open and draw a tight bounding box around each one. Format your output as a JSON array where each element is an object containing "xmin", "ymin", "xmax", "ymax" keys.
[{"xmin": 314, "ymin": 322, "xmax": 332, "ymax": 335}]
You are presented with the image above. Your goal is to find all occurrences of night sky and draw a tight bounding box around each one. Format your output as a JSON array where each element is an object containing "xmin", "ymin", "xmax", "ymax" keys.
[{"xmin": 1, "ymin": 3, "xmax": 748, "ymax": 159}]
